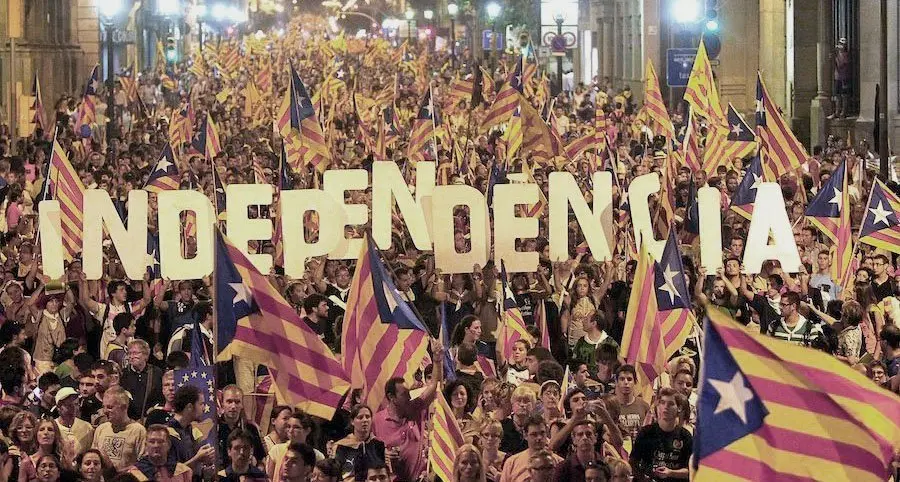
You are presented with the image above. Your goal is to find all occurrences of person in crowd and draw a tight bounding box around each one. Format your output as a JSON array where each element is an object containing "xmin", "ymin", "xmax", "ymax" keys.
[
  {"xmin": 105, "ymin": 314, "xmax": 135, "ymax": 367},
  {"xmin": 478, "ymin": 420, "xmax": 506, "ymax": 482},
  {"xmin": 263, "ymin": 405, "xmax": 293, "ymax": 452},
  {"xmin": 553, "ymin": 419, "xmax": 609, "ymax": 481},
  {"xmin": 266, "ymin": 410, "xmax": 323, "ymax": 482},
  {"xmin": 91, "ymin": 387, "xmax": 146, "ymax": 472},
  {"xmin": 54, "ymin": 388, "xmax": 93, "ymax": 456},
  {"xmin": 143, "ymin": 371, "xmax": 176, "ymax": 426},
  {"xmin": 126, "ymin": 425, "xmax": 191, "ymax": 482},
  {"xmin": 504, "ymin": 340, "xmax": 530, "ymax": 386},
  {"xmin": 362, "ymin": 462, "xmax": 391, "ymax": 482},
  {"xmin": 27, "ymin": 373, "xmax": 60, "ymax": 419},
  {"xmin": 166, "ymin": 385, "xmax": 215, "ymax": 471},
  {"xmin": 613, "ymin": 365, "xmax": 650, "ymax": 442},
  {"xmin": 499, "ymin": 414, "xmax": 562, "ymax": 482},
  {"xmin": 78, "ymin": 277, "xmax": 152, "ymax": 361},
  {"xmin": 216, "ymin": 385, "xmax": 265, "ymax": 469},
  {"xmin": 499, "ymin": 385, "xmax": 536, "ymax": 454},
  {"xmin": 118, "ymin": 340, "xmax": 163, "ymax": 421},
  {"xmin": 218, "ymin": 429, "xmax": 268, "ymax": 482},
  {"xmin": 333, "ymin": 405, "xmax": 386, "ymax": 482},
  {"xmin": 451, "ymin": 444, "xmax": 487, "ymax": 482},
  {"xmin": 310, "ymin": 459, "xmax": 341, "ymax": 482},
  {"xmin": 75, "ymin": 449, "xmax": 113, "ymax": 482},
  {"xmin": 279, "ymin": 443, "xmax": 316, "ymax": 482},
  {"xmin": 629, "ymin": 388, "xmax": 691, "ymax": 481},
  {"xmin": 19, "ymin": 418, "xmax": 72, "ymax": 481}
]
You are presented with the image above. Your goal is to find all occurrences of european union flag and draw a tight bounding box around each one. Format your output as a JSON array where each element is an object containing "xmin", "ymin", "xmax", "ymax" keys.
[
  {"xmin": 214, "ymin": 230, "xmax": 257, "ymax": 352},
  {"xmin": 174, "ymin": 365, "xmax": 218, "ymax": 447},
  {"xmin": 653, "ymin": 229, "xmax": 692, "ymax": 311}
]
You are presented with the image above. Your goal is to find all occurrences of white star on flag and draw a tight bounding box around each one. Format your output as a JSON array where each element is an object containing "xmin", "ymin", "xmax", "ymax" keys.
[
  {"xmin": 154, "ymin": 157, "xmax": 173, "ymax": 173},
  {"xmin": 749, "ymin": 173, "xmax": 762, "ymax": 191},
  {"xmin": 829, "ymin": 186, "xmax": 843, "ymax": 212},
  {"xmin": 229, "ymin": 282, "xmax": 252, "ymax": 306},
  {"xmin": 382, "ymin": 280, "xmax": 399, "ymax": 313},
  {"xmin": 336, "ymin": 69, "xmax": 345, "ymax": 79},
  {"xmin": 870, "ymin": 200, "xmax": 893, "ymax": 226},
  {"xmin": 730, "ymin": 123, "xmax": 743, "ymax": 137},
  {"xmin": 146, "ymin": 249, "xmax": 159, "ymax": 269},
  {"xmin": 709, "ymin": 371, "xmax": 755, "ymax": 424},
  {"xmin": 658, "ymin": 265, "xmax": 680, "ymax": 304}
]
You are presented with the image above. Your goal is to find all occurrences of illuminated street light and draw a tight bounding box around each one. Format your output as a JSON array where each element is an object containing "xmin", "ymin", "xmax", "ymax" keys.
[
  {"xmin": 157, "ymin": 0, "xmax": 181, "ymax": 15},
  {"xmin": 423, "ymin": 9, "xmax": 433, "ymax": 20},
  {"xmin": 447, "ymin": 3, "xmax": 458, "ymax": 17},
  {"xmin": 405, "ymin": 9, "xmax": 415, "ymax": 20},
  {"xmin": 486, "ymin": 2, "xmax": 501, "ymax": 21},
  {"xmin": 98, "ymin": 0, "xmax": 123, "ymax": 21},
  {"xmin": 672, "ymin": 0, "xmax": 700, "ymax": 23}
]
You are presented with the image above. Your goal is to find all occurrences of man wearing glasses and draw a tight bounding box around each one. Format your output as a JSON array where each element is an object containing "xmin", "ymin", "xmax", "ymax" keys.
[
  {"xmin": 500, "ymin": 414, "xmax": 562, "ymax": 482},
  {"xmin": 767, "ymin": 292, "xmax": 825, "ymax": 347}
]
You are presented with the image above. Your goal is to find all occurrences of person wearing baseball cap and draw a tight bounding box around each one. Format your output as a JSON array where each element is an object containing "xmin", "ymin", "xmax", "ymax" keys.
[{"xmin": 55, "ymin": 387, "xmax": 94, "ymax": 455}]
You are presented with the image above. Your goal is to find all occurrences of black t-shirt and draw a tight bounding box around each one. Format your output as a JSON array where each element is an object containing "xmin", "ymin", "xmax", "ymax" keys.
[
  {"xmin": 514, "ymin": 292, "xmax": 535, "ymax": 327},
  {"xmin": 629, "ymin": 423, "xmax": 692, "ymax": 481},
  {"xmin": 499, "ymin": 417, "xmax": 527, "ymax": 454},
  {"xmin": 78, "ymin": 396, "xmax": 102, "ymax": 423},
  {"xmin": 873, "ymin": 278, "xmax": 898, "ymax": 302}
]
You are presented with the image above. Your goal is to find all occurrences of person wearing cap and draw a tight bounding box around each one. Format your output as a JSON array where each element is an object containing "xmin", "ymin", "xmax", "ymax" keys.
[
  {"xmin": 55, "ymin": 386, "xmax": 94, "ymax": 455},
  {"xmin": 23, "ymin": 283, "xmax": 69, "ymax": 377}
]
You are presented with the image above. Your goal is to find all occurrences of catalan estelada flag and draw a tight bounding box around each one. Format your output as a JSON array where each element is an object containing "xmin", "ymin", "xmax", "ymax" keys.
[
  {"xmin": 684, "ymin": 39, "xmax": 724, "ymax": 123},
  {"xmin": 446, "ymin": 75, "xmax": 474, "ymax": 111},
  {"xmin": 143, "ymin": 143, "xmax": 180, "ymax": 193},
  {"xmin": 341, "ymin": 236, "xmax": 431, "ymax": 410},
  {"xmin": 482, "ymin": 58, "xmax": 523, "ymax": 130},
  {"xmin": 859, "ymin": 178, "xmax": 900, "ymax": 254},
  {"xmin": 192, "ymin": 112, "xmax": 222, "ymax": 160},
  {"xmin": 682, "ymin": 112, "xmax": 703, "ymax": 173},
  {"xmin": 729, "ymin": 154, "xmax": 763, "ymax": 220},
  {"xmin": 215, "ymin": 229, "xmax": 351, "ymax": 419},
  {"xmin": 497, "ymin": 261, "xmax": 534, "ymax": 361},
  {"xmin": 503, "ymin": 106, "xmax": 524, "ymax": 163},
  {"xmin": 519, "ymin": 97, "xmax": 560, "ymax": 165},
  {"xmin": 621, "ymin": 228, "xmax": 695, "ymax": 392},
  {"xmin": 48, "ymin": 136, "xmax": 85, "ymax": 261},
  {"xmin": 693, "ymin": 308, "xmax": 900, "ymax": 481},
  {"xmin": 169, "ymin": 101, "xmax": 194, "ymax": 150},
  {"xmin": 805, "ymin": 159, "xmax": 852, "ymax": 285},
  {"xmin": 273, "ymin": 145, "xmax": 293, "ymax": 267},
  {"xmin": 644, "ymin": 60, "xmax": 675, "ymax": 139},
  {"xmin": 757, "ymin": 72, "xmax": 809, "ymax": 179},
  {"xmin": 74, "ymin": 65, "xmax": 100, "ymax": 137},
  {"xmin": 408, "ymin": 87, "xmax": 440, "ymax": 162},
  {"xmin": 564, "ymin": 128, "xmax": 596, "ymax": 161},
  {"xmin": 428, "ymin": 390, "xmax": 466, "ymax": 482},
  {"xmin": 278, "ymin": 66, "xmax": 330, "ymax": 172},
  {"xmin": 702, "ymin": 103, "xmax": 756, "ymax": 177}
]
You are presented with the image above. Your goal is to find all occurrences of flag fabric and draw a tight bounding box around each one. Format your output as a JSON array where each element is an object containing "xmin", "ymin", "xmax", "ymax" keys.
[
  {"xmin": 684, "ymin": 178, "xmax": 700, "ymax": 236},
  {"xmin": 520, "ymin": 161, "xmax": 547, "ymax": 218},
  {"xmin": 702, "ymin": 104, "xmax": 757, "ymax": 176},
  {"xmin": 682, "ymin": 113, "xmax": 703, "ymax": 173},
  {"xmin": 277, "ymin": 66, "xmax": 330, "ymax": 172},
  {"xmin": 497, "ymin": 261, "xmax": 534, "ymax": 361},
  {"xmin": 145, "ymin": 232, "xmax": 162, "ymax": 281},
  {"xmin": 169, "ymin": 102, "xmax": 194, "ymax": 150},
  {"xmin": 482, "ymin": 60, "xmax": 523, "ymax": 130},
  {"xmin": 428, "ymin": 390, "xmax": 466, "ymax": 482},
  {"xmin": 408, "ymin": 88, "xmax": 440, "ymax": 162},
  {"xmin": 503, "ymin": 106, "xmax": 524, "ymax": 163},
  {"xmin": 215, "ymin": 229, "xmax": 351, "ymax": 419},
  {"xmin": 564, "ymin": 129, "xmax": 597, "ymax": 162},
  {"xmin": 757, "ymin": 73, "xmax": 809, "ymax": 179},
  {"xmin": 447, "ymin": 75, "xmax": 474, "ymax": 110},
  {"xmin": 439, "ymin": 303, "xmax": 457, "ymax": 382},
  {"xmin": 143, "ymin": 144, "xmax": 180, "ymax": 193},
  {"xmin": 341, "ymin": 236, "xmax": 431, "ymax": 410},
  {"xmin": 192, "ymin": 112, "xmax": 222, "ymax": 160},
  {"xmin": 173, "ymin": 364, "xmax": 217, "ymax": 447},
  {"xmin": 620, "ymin": 229, "xmax": 695, "ymax": 392},
  {"xmin": 859, "ymin": 178, "xmax": 900, "ymax": 254},
  {"xmin": 74, "ymin": 65, "xmax": 100, "ymax": 137},
  {"xmin": 644, "ymin": 60, "xmax": 675, "ymax": 139},
  {"xmin": 48, "ymin": 137, "xmax": 85, "ymax": 261},
  {"xmin": 118, "ymin": 64, "xmax": 139, "ymax": 104},
  {"xmin": 32, "ymin": 75, "xmax": 48, "ymax": 135},
  {"xmin": 684, "ymin": 40, "xmax": 724, "ymax": 123},
  {"xmin": 729, "ymin": 154, "xmax": 764, "ymax": 220},
  {"xmin": 211, "ymin": 163, "xmax": 227, "ymax": 221},
  {"xmin": 692, "ymin": 308, "xmax": 900, "ymax": 482},
  {"xmin": 273, "ymin": 145, "xmax": 293, "ymax": 267},
  {"xmin": 805, "ymin": 160, "xmax": 852, "ymax": 284}
]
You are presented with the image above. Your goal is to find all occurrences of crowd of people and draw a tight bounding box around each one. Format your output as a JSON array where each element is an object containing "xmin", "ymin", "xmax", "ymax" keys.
[{"xmin": 0, "ymin": 16, "xmax": 899, "ymax": 482}]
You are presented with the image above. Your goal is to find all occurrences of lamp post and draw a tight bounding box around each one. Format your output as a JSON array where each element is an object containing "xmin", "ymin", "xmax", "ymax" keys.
[
  {"xmin": 554, "ymin": 13, "xmax": 565, "ymax": 95},
  {"xmin": 405, "ymin": 9, "xmax": 415, "ymax": 43},
  {"xmin": 195, "ymin": 4, "xmax": 206, "ymax": 51},
  {"xmin": 447, "ymin": 2, "xmax": 458, "ymax": 66},
  {"xmin": 486, "ymin": 2, "xmax": 501, "ymax": 70},
  {"xmin": 424, "ymin": 9, "xmax": 433, "ymax": 50},
  {"xmin": 98, "ymin": 0, "xmax": 123, "ymax": 144}
]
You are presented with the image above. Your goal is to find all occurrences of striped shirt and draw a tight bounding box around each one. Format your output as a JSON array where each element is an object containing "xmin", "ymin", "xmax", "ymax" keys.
[{"xmin": 767, "ymin": 315, "xmax": 824, "ymax": 347}]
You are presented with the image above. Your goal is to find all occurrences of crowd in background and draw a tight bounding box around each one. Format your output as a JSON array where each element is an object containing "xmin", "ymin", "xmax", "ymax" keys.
[{"xmin": 0, "ymin": 16, "xmax": 898, "ymax": 482}]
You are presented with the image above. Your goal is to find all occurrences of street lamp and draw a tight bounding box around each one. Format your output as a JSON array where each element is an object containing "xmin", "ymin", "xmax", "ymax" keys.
[
  {"xmin": 672, "ymin": 0, "xmax": 700, "ymax": 24},
  {"xmin": 195, "ymin": 4, "xmax": 207, "ymax": 51},
  {"xmin": 486, "ymin": 2, "xmax": 501, "ymax": 69},
  {"xmin": 99, "ymin": 0, "xmax": 123, "ymax": 144},
  {"xmin": 423, "ymin": 10, "xmax": 433, "ymax": 50},
  {"xmin": 405, "ymin": 9, "xmax": 415, "ymax": 43},
  {"xmin": 423, "ymin": 9, "xmax": 433, "ymax": 20},
  {"xmin": 447, "ymin": 2, "xmax": 458, "ymax": 65},
  {"xmin": 554, "ymin": 12, "xmax": 564, "ymax": 95}
]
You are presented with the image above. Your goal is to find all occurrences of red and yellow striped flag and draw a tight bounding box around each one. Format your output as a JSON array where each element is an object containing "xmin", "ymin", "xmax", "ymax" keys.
[
  {"xmin": 644, "ymin": 60, "xmax": 675, "ymax": 139},
  {"xmin": 693, "ymin": 308, "xmax": 900, "ymax": 482},
  {"xmin": 428, "ymin": 391, "xmax": 466, "ymax": 482},
  {"xmin": 503, "ymin": 106, "xmax": 524, "ymax": 163},
  {"xmin": 756, "ymin": 73, "xmax": 809, "ymax": 179},
  {"xmin": 682, "ymin": 113, "xmax": 703, "ymax": 173},
  {"xmin": 498, "ymin": 262, "xmax": 534, "ymax": 360},
  {"xmin": 48, "ymin": 137, "xmax": 85, "ymax": 261},
  {"xmin": 684, "ymin": 39, "xmax": 724, "ymax": 123},
  {"xmin": 621, "ymin": 229, "xmax": 695, "ymax": 392}
]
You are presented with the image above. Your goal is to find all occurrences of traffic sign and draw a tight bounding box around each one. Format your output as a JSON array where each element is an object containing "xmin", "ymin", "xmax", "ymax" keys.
[
  {"xmin": 666, "ymin": 48, "xmax": 697, "ymax": 87},
  {"xmin": 482, "ymin": 29, "xmax": 504, "ymax": 51}
]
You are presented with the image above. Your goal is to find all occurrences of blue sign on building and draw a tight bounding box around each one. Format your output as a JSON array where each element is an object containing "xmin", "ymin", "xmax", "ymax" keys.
[
  {"xmin": 482, "ymin": 30, "xmax": 504, "ymax": 50},
  {"xmin": 666, "ymin": 48, "xmax": 698, "ymax": 87}
]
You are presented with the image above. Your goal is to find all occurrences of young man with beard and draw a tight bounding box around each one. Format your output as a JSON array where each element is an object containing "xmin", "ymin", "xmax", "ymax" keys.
[{"xmin": 629, "ymin": 388, "xmax": 692, "ymax": 481}]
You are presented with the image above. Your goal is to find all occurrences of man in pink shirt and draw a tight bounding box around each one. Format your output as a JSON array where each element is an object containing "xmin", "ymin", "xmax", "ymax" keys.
[{"xmin": 372, "ymin": 341, "xmax": 444, "ymax": 481}]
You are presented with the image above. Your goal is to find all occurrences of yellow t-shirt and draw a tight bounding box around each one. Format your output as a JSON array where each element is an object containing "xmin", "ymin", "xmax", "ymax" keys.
[{"xmin": 92, "ymin": 422, "xmax": 147, "ymax": 471}]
